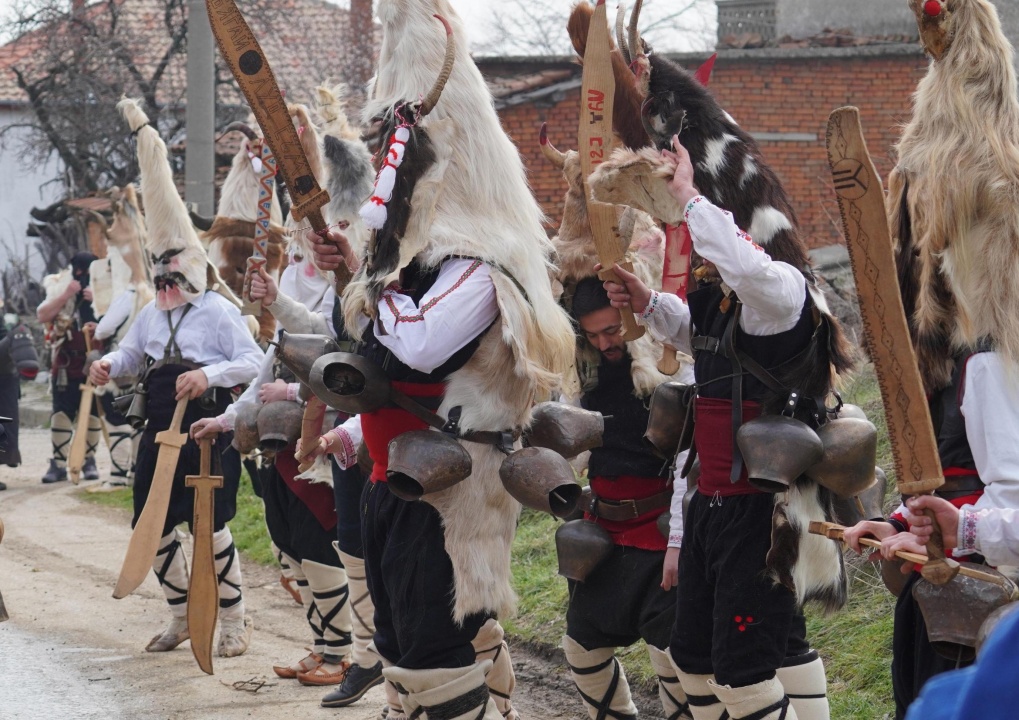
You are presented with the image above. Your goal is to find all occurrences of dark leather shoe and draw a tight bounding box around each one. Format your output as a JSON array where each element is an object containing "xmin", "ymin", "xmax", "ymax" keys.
[
  {"xmin": 82, "ymin": 456, "xmax": 100, "ymax": 481},
  {"xmin": 320, "ymin": 661, "xmax": 384, "ymax": 708},
  {"xmin": 0, "ymin": 481, "xmax": 7, "ymax": 491},
  {"xmin": 42, "ymin": 459, "xmax": 67, "ymax": 484}
]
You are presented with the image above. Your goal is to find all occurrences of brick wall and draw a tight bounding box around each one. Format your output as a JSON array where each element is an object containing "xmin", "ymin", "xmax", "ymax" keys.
[{"xmin": 496, "ymin": 48, "xmax": 929, "ymax": 250}]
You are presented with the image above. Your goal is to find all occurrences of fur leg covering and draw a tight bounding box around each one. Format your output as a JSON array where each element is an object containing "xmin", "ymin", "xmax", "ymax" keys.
[
  {"xmin": 335, "ymin": 543, "xmax": 378, "ymax": 667},
  {"xmin": 50, "ymin": 411, "xmax": 73, "ymax": 466},
  {"xmin": 709, "ymin": 678, "xmax": 798, "ymax": 720},
  {"xmin": 648, "ymin": 646, "xmax": 692, "ymax": 720},
  {"xmin": 86, "ymin": 414, "xmax": 101, "ymax": 458},
  {"xmin": 776, "ymin": 653, "xmax": 829, "ymax": 720},
  {"xmin": 563, "ymin": 635, "xmax": 638, "ymax": 720},
  {"xmin": 472, "ymin": 618, "xmax": 517, "ymax": 720},
  {"xmin": 145, "ymin": 531, "xmax": 190, "ymax": 652},
  {"xmin": 675, "ymin": 671, "xmax": 725, "ymax": 720},
  {"xmin": 214, "ymin": 528, "xmax": 253, "ymax": 657},
  {"xmin": 303, "ymin": 558, "xmax": 352, "ymax": 663},
  {"xmin": 385, "ymin": 662, "xmax": 502, "ymax": 720},
  {"xmin": 282, "ymin": 552, "xmax": 320, "ymax": 653}
]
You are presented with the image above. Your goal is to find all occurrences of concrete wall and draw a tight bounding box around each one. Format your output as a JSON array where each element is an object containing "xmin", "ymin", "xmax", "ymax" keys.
[
  {"xmin": 0, "ymin": 108, "xmax": 63, "ymax": 281},
  {"xmin": 775, "ymin": 0, "xmax": 916, "ymax": 39}
]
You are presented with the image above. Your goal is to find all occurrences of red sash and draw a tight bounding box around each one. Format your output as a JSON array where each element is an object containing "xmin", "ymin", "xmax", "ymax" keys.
[
  {"xmin": 588, "ymin": 474, "xmax": 671, "ymax": 551},
  {"xmin": 694, "ymin": 397, "xmax": 764, "ymax": 497},
  {"xmin": 360, "ymin": 381, "xmax": 446, "ymax": 483},
  {"xmin": 275, "ymin": 442, "xmax": 337, "ymax": 531}
]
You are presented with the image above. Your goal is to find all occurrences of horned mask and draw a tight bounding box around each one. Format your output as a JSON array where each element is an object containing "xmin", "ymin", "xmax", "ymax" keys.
[
  {"xmin": 119, "ymin": 97, "xmax": 208, "ymax": 311},
  {"xmin": 910, "ymin": 0, "xmax": 956, "ymax": 60}
]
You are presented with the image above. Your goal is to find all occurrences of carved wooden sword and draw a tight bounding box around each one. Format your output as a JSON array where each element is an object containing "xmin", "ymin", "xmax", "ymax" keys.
[
  {"xmin": 186, "ymin": 437, "xmax": 223, "ymax": 675},
  {"xmin": 206, "ymin": 0, "xmax": 352, "ymax": 293}
]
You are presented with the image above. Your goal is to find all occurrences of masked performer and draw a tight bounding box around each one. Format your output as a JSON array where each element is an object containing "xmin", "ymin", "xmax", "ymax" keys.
[
  {"xmin": 309, "ymin": 4, "xmax": 574, "ymax": 717},
  {"xmin": 37, "ymin": 252, "xmax": 103, "ymax": 483},
  {"xmin": 88, "ymin": 185, "xmax": 154, "ymax": 487},
  {"xmin": 89, "ymin": 98, "xmax": 262, "ymax": 657},
  {"xmin": 841, "ymin": 1, "xmax": 1019, "ymax": 716}
]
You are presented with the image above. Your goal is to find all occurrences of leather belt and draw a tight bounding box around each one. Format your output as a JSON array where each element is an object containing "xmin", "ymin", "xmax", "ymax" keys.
[
  {"xmin": 586, "ymin": 489, "xmax": 673, "ymax": 522},
  {"xmin": 936, "ymin": 474, "xmax": 984, "ymax": 500}
]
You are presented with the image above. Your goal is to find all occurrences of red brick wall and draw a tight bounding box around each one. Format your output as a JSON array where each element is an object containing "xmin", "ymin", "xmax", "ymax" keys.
[{"xmin": 497, "ymin": 52, "xmax": 929, "ymax": 249}]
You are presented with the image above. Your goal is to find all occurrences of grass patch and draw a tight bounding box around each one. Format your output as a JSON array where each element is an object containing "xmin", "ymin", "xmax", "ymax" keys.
[
  {"xmin": 508, "ymin": 364, "xmax": 898, "ymax": 714},
  {"xmin": 80, "ymin": 469, "xmax": 274, "ymax": 566}
]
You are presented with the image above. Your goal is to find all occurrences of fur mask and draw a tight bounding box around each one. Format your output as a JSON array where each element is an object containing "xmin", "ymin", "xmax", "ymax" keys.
[{"xmin": 119, "ymin": 97, "xmax": 208, "ymax": 311}]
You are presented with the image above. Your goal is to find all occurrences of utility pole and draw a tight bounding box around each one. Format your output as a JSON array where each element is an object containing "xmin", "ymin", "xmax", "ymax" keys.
[
  {"xmin": 346, "ymin": 0, "xmax": 375, "ymax": 103},
  {"xmin": 185, "ymin": 0, "xmax": 216, "ymax": 216}
]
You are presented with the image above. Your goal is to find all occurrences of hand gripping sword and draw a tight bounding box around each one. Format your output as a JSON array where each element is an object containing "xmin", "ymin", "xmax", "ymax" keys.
[
  {"xmin": 113, "ymin": 396, "xmax": 189, "ymax": 598},
  {"xmin": 579, "ymin": 0, "xmax": 644, "ymax": 342},
  {"xmin": 186, "ymin": 437, "xmax": 223, "ymax": 675},
  {"xmin": 206, "ymin": 0, "xmax": 352, "ymax": 293},
  {"xmin": 825, "ymin": 107, "xmax": 957, "ymax": 585}
]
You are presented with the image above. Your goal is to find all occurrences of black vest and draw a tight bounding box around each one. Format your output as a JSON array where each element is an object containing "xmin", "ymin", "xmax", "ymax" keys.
[
  {"xmin": 354, "ymin": 261, "xmax": 487, "ymax": 384},
  {"xmin": 580, "ymin": 355, "xmax": 669, "ymax": 479},
  {"xmin": 931, "ymin": 351, "xmax": 984, "ymax": 473},
  {"xmin": 689, "ymin": 284, "xmax": 816, "ymax": 412}
]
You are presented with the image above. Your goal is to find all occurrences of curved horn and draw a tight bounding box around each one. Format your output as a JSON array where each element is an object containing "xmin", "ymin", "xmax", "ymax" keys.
[
  {"xmin": 628, "ymin": 0, "xmax": 644, "ymax": 61},
  {"xmin": 419, "ymin": 14, "xmax": 457, "ymax": 117},
  {"xmin": 189, "ymin": 209, "xmax": 214, "ymax": 232},
  {"xmin": 539, "ymin": 123, "xmax": 567, "ymax": 169},
  {"xmin": 220, "ymin": 121, "xmax": 258, "ymax": 140},
  {"xmin": 616, "ymin": 3, "xmax": 632, "ymax": 66}
]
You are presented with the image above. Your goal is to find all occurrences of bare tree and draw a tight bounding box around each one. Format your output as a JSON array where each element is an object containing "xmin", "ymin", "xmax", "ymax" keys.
[{"xmin": 478, "ymin": 0, "xmax": 713, "ymax": 57}]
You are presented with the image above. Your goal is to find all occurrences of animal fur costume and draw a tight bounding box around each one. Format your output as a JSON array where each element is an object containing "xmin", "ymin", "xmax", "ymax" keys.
[
  {"xmin": 345, "ymin": 0, "xmax": 575, "ymax": 626},
  {"xmin": 539, "ymin": 124, "xmax": 682, "ymax": 398},
  {"xmin": 580, "ymin": 5, "xmax": 852, "ymax": 617},
  {"xmin": 118, "ymin": 98, "xmax": 242, "ymax": 313},
  {"xmin": 890, "ymin": 0, "xmax": 1019, "ymax": 393},
  {"xmin": 200, "ymin": 124, "xmax": 287, "ymax": 341},
  {"xmin": 89, "ymin": 185, "xmax": 154, "ymax": 340}
]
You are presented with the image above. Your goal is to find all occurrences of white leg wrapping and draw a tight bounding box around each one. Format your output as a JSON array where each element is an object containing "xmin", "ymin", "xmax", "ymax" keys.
[
  {"xmin": 108, "ymin": 424, "xmax": 135, "ymax": 478},
  {"xmin": 214, "ymin": 528, "xmax": 253, "ymax": 657},
  {"xmin": 675, "ymin": 671, "xmax": 725, "ymax": 720},
  {"xmin": 86, "ymin": 415, "xmax": 102, "ymax": 458},
  {"xmin": 335, "ymin": 543, "xmax": 379, "ymax": 667},
  {"xmin": 384, "ymin": 677, "xmax": 408, "ymax": 720},
  {"xmin": 152, "ymin": 530, "xmax": 189, "ymax": 617},
  {"xmin": 385, "ymin": 662, "xmax": 502, "ymax": 720},
  {"xmin": 563, "ymin": 635, "xmax": 638, "ymax": 720},
  {"xmin": 776, "ymin": 654, "xmax": 829, "ymax": 720},
  {"xmin": 709, "ymin": 678, "xmax": 798, "ymax": 720},
  {"xmin": 472, "ymin": 618, "xmax": 517, "ymax": 720},
  {"xmin": 145, "ymin": 531, "xmax": 190, "ymax": 652},
  {"xmin": 648, "ymin": 646, "xmax": 692, "ymax": 720},
  {"xmin": 282, "ymin": 552, "xmax": 320, "ymax": 653},
  {"xmin": 303, "ymin": 558, "xmax": 352, "ymax": 663},
  {"xmin": 51, "ymin": 411, "xmax": 73, "ymax": 466}
]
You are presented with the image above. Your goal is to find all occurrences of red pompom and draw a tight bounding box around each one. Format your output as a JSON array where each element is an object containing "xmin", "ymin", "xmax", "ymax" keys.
[{"xmin": 924, "ymin": 0, "xmax": 943, "ymax": 17}]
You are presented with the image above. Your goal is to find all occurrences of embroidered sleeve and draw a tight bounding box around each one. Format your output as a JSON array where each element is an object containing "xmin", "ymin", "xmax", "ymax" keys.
[
  {"xmin": 286, "ymin": 383, "xmax": 301, "ymax": 403},
  {"xmin": 959, "ymin": 506, "xmax": 982, "ymax": 555},
  {"xmin": 328, "ymin": 415, "xmax": 362, "ymax": 470},
  {"xmin": 640, "ymin": 290, "xmax": 662, "ymax": 321},
  {"xmin": 374, "ymin": 259, "xmax": 500, "ymax": 374},
  {"xmin": 215, "ymin": 411, "xmax": 235, "ymax": 433}
]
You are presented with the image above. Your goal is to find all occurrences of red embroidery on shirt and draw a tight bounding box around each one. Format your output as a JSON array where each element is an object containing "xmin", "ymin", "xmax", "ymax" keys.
[{"xmin": 383, "ymin": 260, "xmax": 485, "ymax": 325}]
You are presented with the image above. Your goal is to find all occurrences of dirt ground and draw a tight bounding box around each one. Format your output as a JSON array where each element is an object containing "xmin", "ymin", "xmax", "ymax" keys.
[{"xmin": 0, "ymin": 428, "xmax": 664, "ymax": 720}]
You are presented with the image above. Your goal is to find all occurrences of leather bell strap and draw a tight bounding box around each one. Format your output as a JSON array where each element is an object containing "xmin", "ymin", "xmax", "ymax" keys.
[{"xmin": 388, "ymin": 390, "xmax": 518, "ymax": 450}]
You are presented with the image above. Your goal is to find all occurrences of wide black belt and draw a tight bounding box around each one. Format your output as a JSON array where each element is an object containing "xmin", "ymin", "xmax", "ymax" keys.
[{"xmin": 586, "ymin": 489, "xmax": 673, "ymax": 522}]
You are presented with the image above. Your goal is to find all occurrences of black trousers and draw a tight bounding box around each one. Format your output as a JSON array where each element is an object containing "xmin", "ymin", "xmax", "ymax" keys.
[
  {"xmin": 362, "ymin": 480, "xmax": 488, "ymax": 669},
  {"xmin": 51, "ymin": 375, "xmax": 87, "ymax": 418},
  {"xmin": 132, "ymin": 365, "xmax": 239, "ymax": 537},
  {"xmin": 333, "ymin": 460, "xmax": 366, "ymax": 559},
  {"xmin": 892, "ymin": 572, "xmax": 972, "ymax": 719},
  {"xmin": 670, "ymin": 491, "xmax": 800, "ymax": 687},
  {"xmin": 0, "ymin": 373, "xmax": 20, "ymax": 466},
  {"xmin": 567, "ymin": 544, "xmax": 675, "ymax": 651},
  {"xmin": 262, "ymin": 463, "xmax": 340, "ymax": 567}
]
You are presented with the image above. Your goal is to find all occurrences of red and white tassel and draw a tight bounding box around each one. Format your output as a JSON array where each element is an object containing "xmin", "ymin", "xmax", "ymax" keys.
[{"xmin": 360, "ymin": 126, "xmax": 411, "ymax": 230}]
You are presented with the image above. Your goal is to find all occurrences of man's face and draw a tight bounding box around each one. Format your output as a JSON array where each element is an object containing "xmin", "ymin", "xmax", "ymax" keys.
[{"xmin": 578, "ymin": 306, "xmax": 627, "ymax": 364}]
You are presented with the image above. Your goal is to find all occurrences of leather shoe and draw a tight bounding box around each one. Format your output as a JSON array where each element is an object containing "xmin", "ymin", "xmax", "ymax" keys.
[
  {"xmin": 320, "ymin": 661, "xmax": 384, "ymax": 707},
  {"xmin": 82, "ymin": 456, "xmax": 100, "ymax": 481},
  {"xmin": 42, "ymin": 459, "xmax": 67, "ymax": 484}
]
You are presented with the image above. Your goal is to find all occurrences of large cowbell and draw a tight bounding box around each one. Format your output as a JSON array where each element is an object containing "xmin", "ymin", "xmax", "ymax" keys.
[
  {"xmin": 806, "ymin": 418, "xmax": 878, "ymax": 498},
  {"xmin": 736, "ymin": 415, "xmax": 823, "ymax": 492},
  {"xmin": 309, "ymin": 352, "xmax": 392, "ymax": 414},
  {"xmin": 387, "ymin": 430, "xmax": 472, "ymax": 501},
  {"xmin": 524, "ymin": 402, "xmax": 604, "ymax": 459},
  {"xmin": 644, "ymin": 383, "xmax": 694, "ymax": 459},
  {"xmin": 913, "ymin": 566, "xmax": 1019, "ymax": 662},
  {"xmin": 256, "ymin": 400, "xmax": 304, "ymax": 453},
  {"xmin": 555, "ymin": 519, "xmax": 613, "ymax": 582},
  {"xmin": 275, "ymin": 332, "xmax": 341, "ymax": 388},
  {"xmin": 499, "ymin": 447, "xmax": 582, "ymax": 518}
]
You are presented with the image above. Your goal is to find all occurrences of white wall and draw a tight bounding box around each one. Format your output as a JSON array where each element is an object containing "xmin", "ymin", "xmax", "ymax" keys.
[{"xmin": 0, "ymin": 107, "xmax": 64, "ymax": 280}]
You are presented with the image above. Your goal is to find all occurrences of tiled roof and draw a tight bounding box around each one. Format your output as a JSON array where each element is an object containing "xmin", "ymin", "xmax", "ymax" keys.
[{"xmin": 0, "ymin": 0, "xmax": 359, "ymax": 108}]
